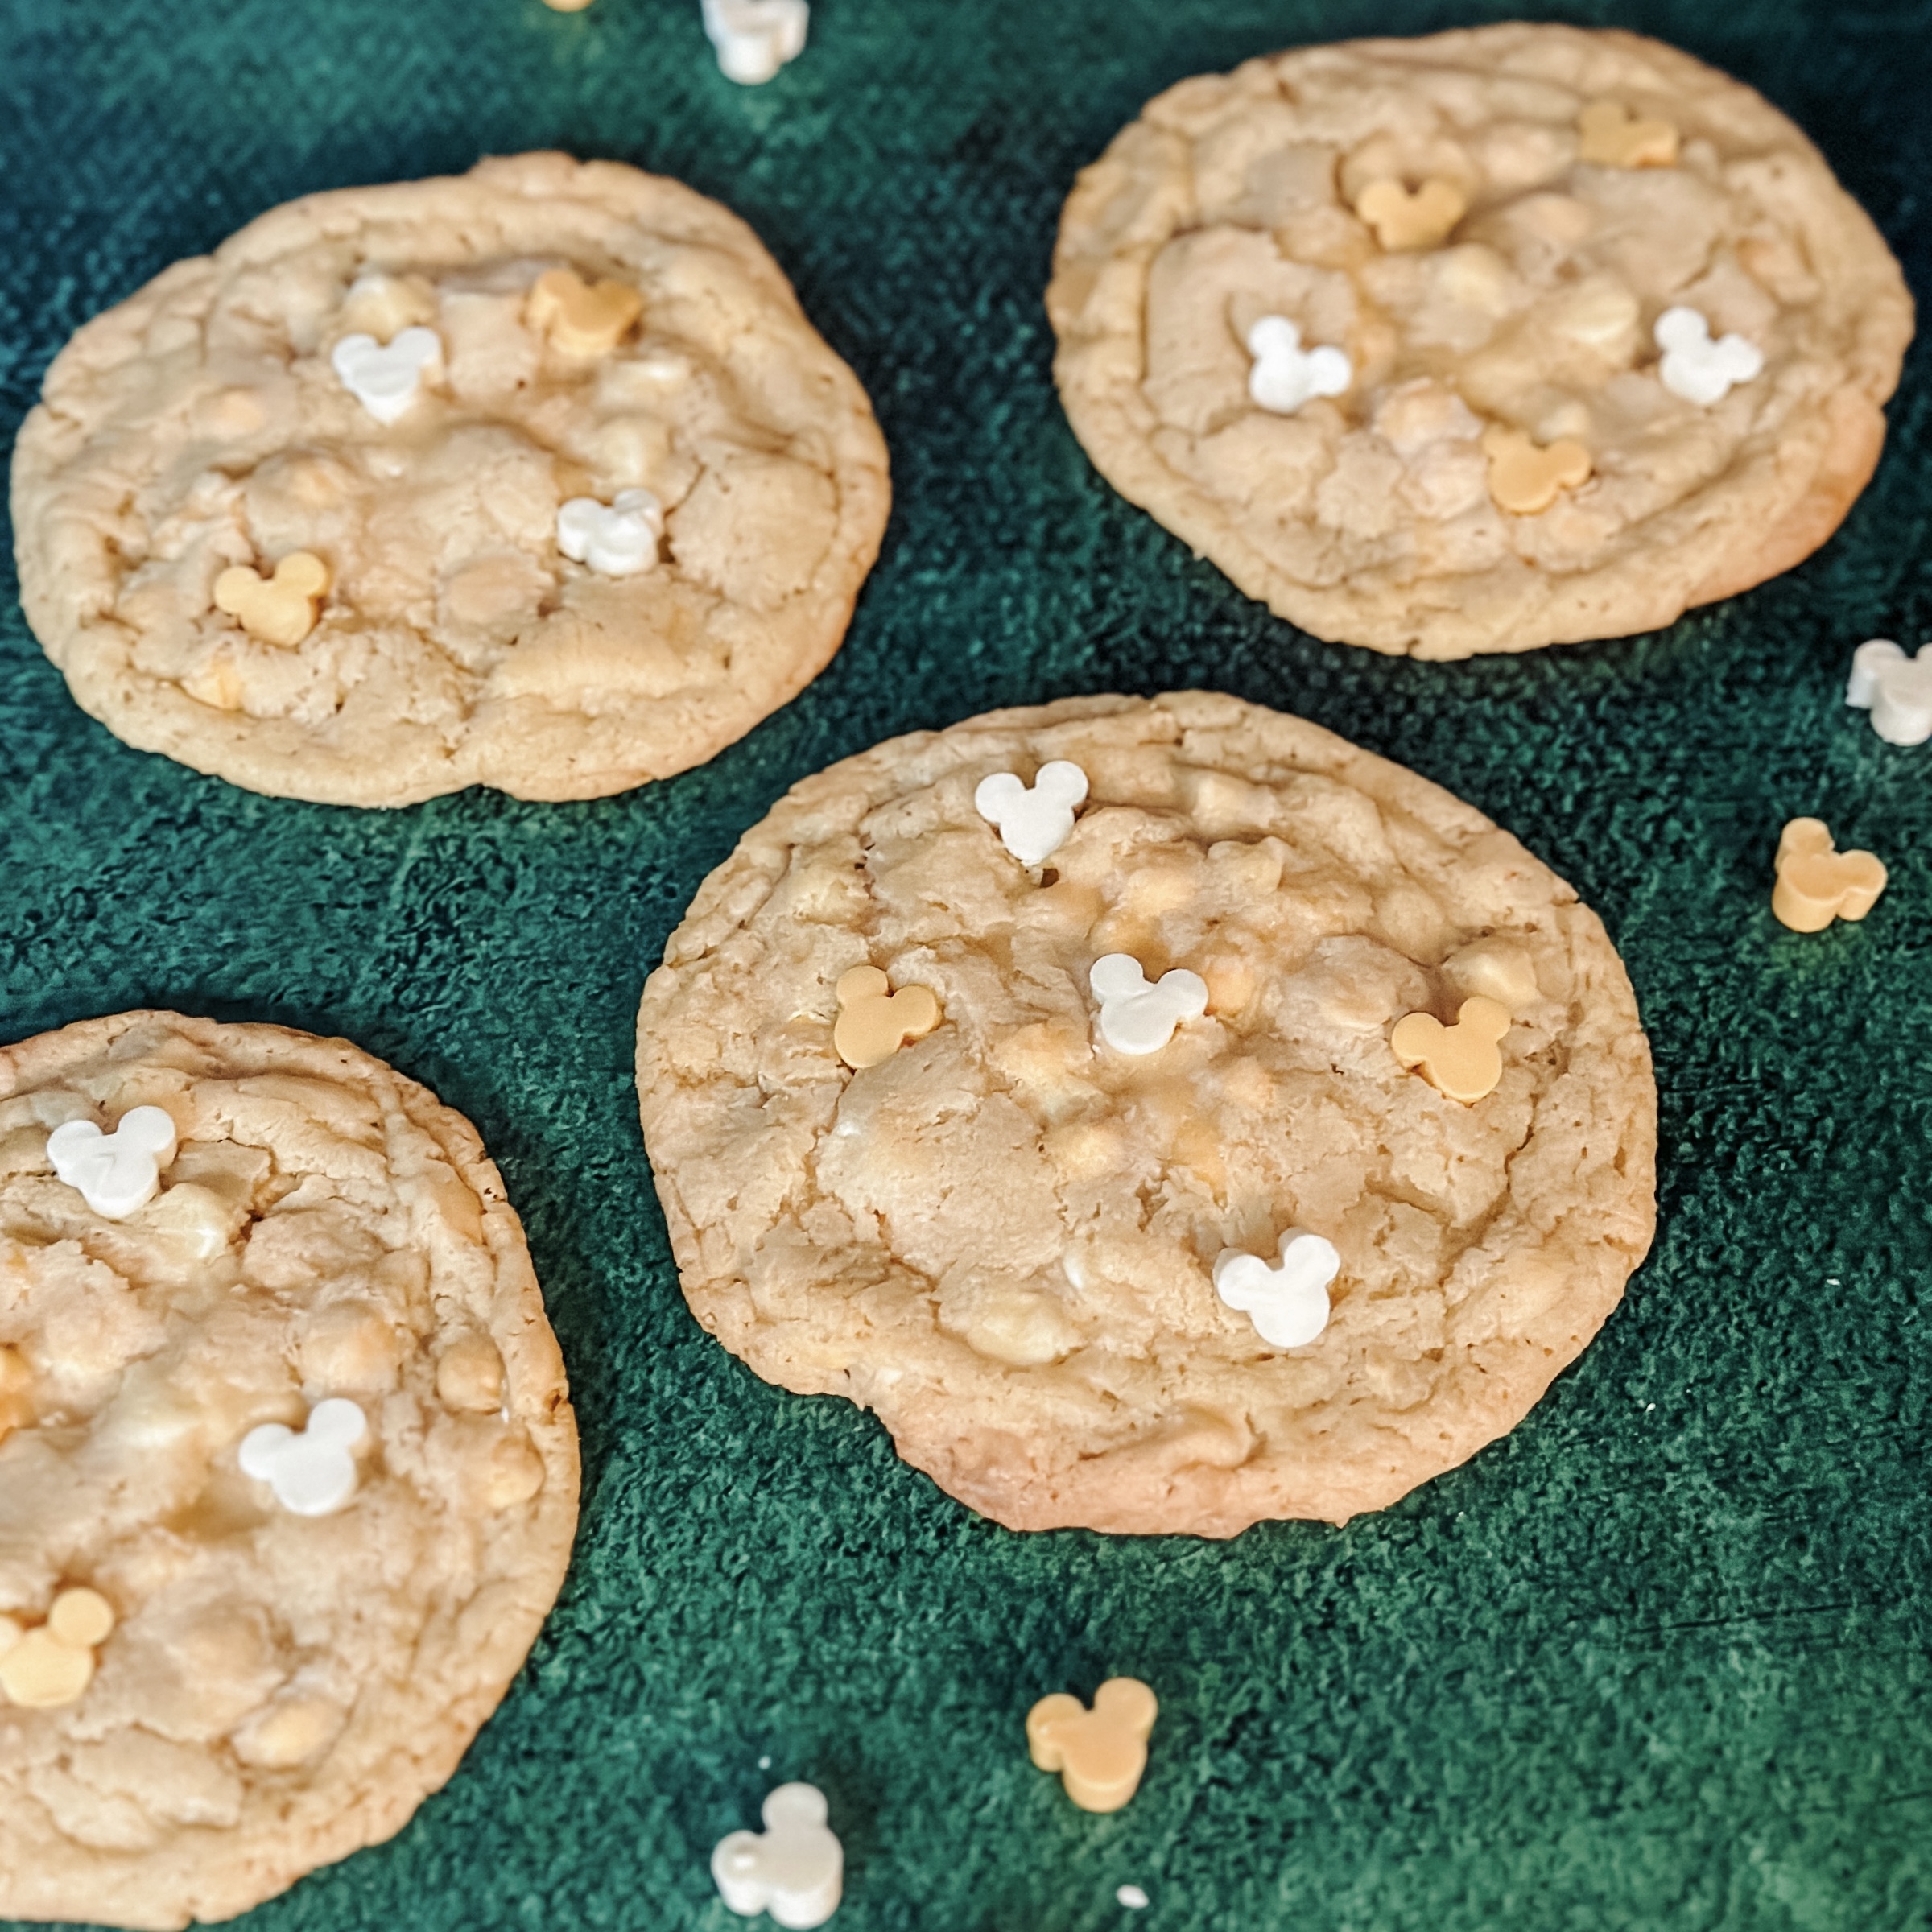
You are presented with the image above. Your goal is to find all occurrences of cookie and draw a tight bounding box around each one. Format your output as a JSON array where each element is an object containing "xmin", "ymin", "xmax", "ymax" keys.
[
  {"xmin": 1047, "ymin": 26, "xmax": 1913, "ymax": 658},
  {"xmin": 636, "ymin": 692, "xmax": 1657, "ymax": 1536},
  {"xmin": 10, "ymin": 152, "xmax": 890, "ymax": 805},
  {"xmin": 0, "ymin": 1012, "xmax": 578, "ymax": 1928}
]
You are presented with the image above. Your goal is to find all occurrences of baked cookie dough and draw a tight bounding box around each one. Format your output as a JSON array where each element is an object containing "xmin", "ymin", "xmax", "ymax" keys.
[
  {"xmin": 10, "ymin": 152, "xmax": 890, "ymax": 805},
  {"xmin": 637, "ymin": 692, "xmax": 1657, "ymax": 1537},
  {"xmin": 0, "ymin": 1013, "xmax": 578, "ymax": 1927},
  {"xmin": 1047, "ymin": 26, "xmax": 1913, "ymax": 657}
]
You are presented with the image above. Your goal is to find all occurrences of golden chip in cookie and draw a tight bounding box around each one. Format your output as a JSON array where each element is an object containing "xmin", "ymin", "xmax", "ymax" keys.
[
  {"xmin": 637, "ymin": 693, "xmax": 1657, "ymax": 1536},
  {"xmin": 10, "ymin": 152, "xmax": 890, "ymax": 805},
  {"xmin": 1046, "ymin": 25, "xmax": 1913, "ymax": 658},
  {"xmin": 0, "ymin": 1013, "xmax": 578, "ymax": 1929}
]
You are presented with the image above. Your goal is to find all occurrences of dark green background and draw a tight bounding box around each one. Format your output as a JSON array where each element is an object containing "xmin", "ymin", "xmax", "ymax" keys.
[{"xmin": 3, "ymin": 0, "xmax": 1930, "ymax": 1925}]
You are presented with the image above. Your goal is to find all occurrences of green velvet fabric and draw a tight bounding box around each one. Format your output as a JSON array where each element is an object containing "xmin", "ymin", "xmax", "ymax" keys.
[{"xmin": 2, "ymin": 0, "xmax": 1930, "ymax": 1925}]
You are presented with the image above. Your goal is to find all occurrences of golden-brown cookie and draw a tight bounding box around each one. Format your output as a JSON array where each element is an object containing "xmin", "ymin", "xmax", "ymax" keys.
[
  {"xmin": 11, "ymin": 153, "xmax": 890, "ymax": 804},
  {"xmin": 0, "ymin": 1012, "xmax": 577, "ymax": 1928},
  {"xmin": 1047, "ymin": 26, "xmax": 1913, "ymax": 657},
  {"xmin": 636, "ymin": 693, "xmax": 1657, "ymax": 1536}
]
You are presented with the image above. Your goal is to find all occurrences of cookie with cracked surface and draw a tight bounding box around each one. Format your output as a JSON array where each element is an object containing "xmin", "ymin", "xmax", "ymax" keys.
[
  {"xmin": 10, "ymin": 152, "xmax": 890, "ymax": 805},
  {"xmin": 0, "ymin": 1012, "xmax": 578, "ymax": 1928},
  {"xmin": 636, "ymin": 692, "xmax": 1657, "ymax": 1536},
  {"xmin": 1046, "ymin": 25, "xmax": 1913, "ymax": 658}
]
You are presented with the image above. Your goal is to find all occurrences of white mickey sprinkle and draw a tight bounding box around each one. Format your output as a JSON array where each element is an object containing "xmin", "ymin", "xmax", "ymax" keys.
[
  {"xmin": 46, "ymin": 1107, "xmax": 178, "ymax": 1220},
  {"xmin": 1246, "ymin": 315, "xmax": 1351, "ymax": 415},
  {"xmin": 556, "ymin": 489, "xmax": 664, "ymax": 578},
  {"xmin": 712, "ymin": 1783, "xmax": 842, "ymax": 1928},
  {"xmin": 239, "ymin": 1399, "xmax": 368, "ymax": 1517},
  {"xmin": 702, "ymin": 0, "xmax": 808, "ymax": 85},
  {"xmin": 1089, "ymin": 955, "xmax": 1208, "ymax": 1056},
  {"xmin": 1847, "ymin": 638, "xmax": 1932, "ymax": 746},
  {"xmin": 1654, "ymin": 307, "xmax": 1762, "ymax": 407},
  {"xmin": 1212, "ymin": 1230, "xmax": 1340, "ymax": 1349},
  {"xmin": 975, "ymin": 761, "xmax": 1088, "ymax": 867},
  {"xmin": 330, "ymin": 327, "xmax": 441, "ymax": 425}
]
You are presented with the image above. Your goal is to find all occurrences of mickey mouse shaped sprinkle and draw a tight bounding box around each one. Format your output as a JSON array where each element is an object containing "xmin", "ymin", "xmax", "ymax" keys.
[
  {"xmin": 239, "ymin": 1398, "xmax": 368, "ymax": 1517},
  {"xmin": 833, "ymin": 966, "xmax": 942, "ymax": 1070},
  {"xmin": 1212, "ymin": 1231, "xmax": 1340, "ymax": 1349},
  {"xmin": 1483, "ymin": 427, "xmax": 1591, "ymax": 516},
  {"xmin": 1391, "ymin": 997, "xmax": 1510, "ymax": 1104},
  {"xmin": 712, "ymin": 1783, "xmax": 843, "ymax": 1927},
  {"xmin": 46, "ymin": 1105, "xmax": 178, "ymax": 1220},
  {"xmin": 702, "ymin": 0, "xmax": 809, "ymax": 85},
  {"xmin": 556, "ymin": 489, "xmax": 664, "ymax": 577},
  {"xmin": 214, "ymin": 551, "xmax": 331, "ymax": 648},
  {"xmin": 1089, "ymin": 956, "xmax": 1208, "ymax": 1055},
  {"xmin": 1354, "ymin": 177, "xmax": 1467, "ymax": 252},
  {"xmin": 1245, "ymin": 316, "xmax": 1351, "ymax": 415},
  {"xmin": 1847, "ymin": 639, "xmax": 1932, "ymax": 746},
  {"xmin": 1655, "ymin": 307, "xmax": 1763, "ymax": 407},
  {"xmin": 525, "ymin": 267, "xmax": 643, "ymax": 355},
  {"xmin": 1772, "ymin": 819, "xmax": 1887, "ymax": 932},
  {"xmin": 0, "ymin": 1588, "xmax": 116, "ymax": 1710},
  {"xmin": 332, "ymin": 326, "xmax": 441, "ymax": 425},
  {"xmin": 1576, "ymin": 99, "xmax": 1679, "ymax": 169},
  {"xmin": 975, "ymin": 760, "xmax": 1088, "ymax": 867},
  {"xmin": 1027, "ymin": 1678, "xmax": 1159, "ymax": 1814}
]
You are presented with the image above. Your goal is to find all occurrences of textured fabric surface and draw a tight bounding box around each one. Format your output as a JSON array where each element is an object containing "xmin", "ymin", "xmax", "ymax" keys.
[{"xmin": 0, "ymin": 0, "xmax": 1928, "ymax": 1927}]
